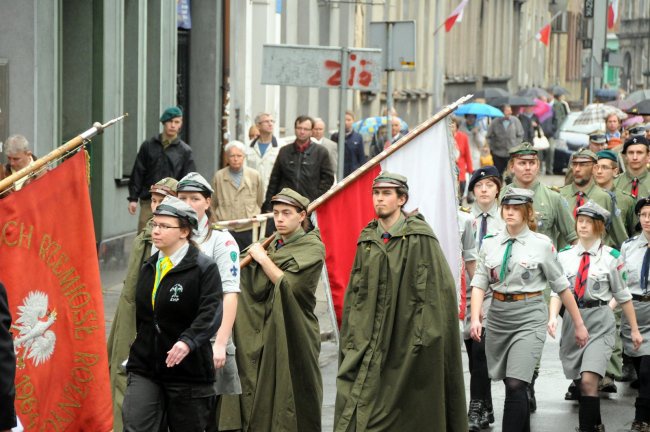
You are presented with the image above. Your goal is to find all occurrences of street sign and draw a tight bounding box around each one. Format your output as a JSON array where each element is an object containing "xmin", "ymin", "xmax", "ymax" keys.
[
  {"xmin": 261, "ymin": 44, "xmax": 382, "ymax": 91},
  {"xmin": 368, "ymin": 21, "xmax": 416, "ymax": 71}
]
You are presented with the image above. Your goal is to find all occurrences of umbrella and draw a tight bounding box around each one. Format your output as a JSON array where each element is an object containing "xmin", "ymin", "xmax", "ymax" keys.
[
  {"xmin": 628, "ymin": 99, "xmax": 650, "ymax": 116},
  {"xmin": 471, "ymin": 87, "xmax": 509, "ymax": 102},
  {"xmin": 490, "ymin": 95, "xmax": 536, "ymax": 107},
  {"xmin": 532, "ymin": 98, "xmax": 553, "ymax": 123},
  {"xmin": 517, "ymin": 87, "xmax": 551, "ymax": 100},
  {"xmin": 623, "ymin": 115, "xmax": 644, "ymax": 128},
  {"xmin": 606, "ymin": 99, "xmax": 636, "ymax": 111},
  {"xmin": 352, "ymin": 116, "xmax": 408, "ymax": 142},
  {"xmin": 574, "ymin": 103, "xmax": 627, "ymax": 125},
  {"xmin": 624, "ymin": 90, "xmax": 650, "ymax": 105},
  {"xmin": 549, "ymin": 85, "xmax": 569, "ymax": 96},
  {"xmin": 454, "ymin": 103, "xmax": 504, "ymax": 118}
]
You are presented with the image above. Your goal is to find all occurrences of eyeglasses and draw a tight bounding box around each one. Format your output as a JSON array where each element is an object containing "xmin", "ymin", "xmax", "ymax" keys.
[{"xmin": 151, "ymin": 222, "xmax": 181, "ymax": 230}]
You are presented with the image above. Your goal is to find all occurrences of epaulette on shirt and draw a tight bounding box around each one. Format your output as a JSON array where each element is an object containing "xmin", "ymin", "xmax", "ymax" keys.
[
  {"xmin": 459, "ymin": 206, "xmax": 471, "ymax": 213},
  {"xmin": 609, "ymin": 248, "xmax": 621, "ymax": 258},
  {"xmin": 549, "ymin": 185, "xmax": 561, "ymax": 193},
  {"xmin": 624, "ymin": 235, "xmax": 639, "ymax": 245}
]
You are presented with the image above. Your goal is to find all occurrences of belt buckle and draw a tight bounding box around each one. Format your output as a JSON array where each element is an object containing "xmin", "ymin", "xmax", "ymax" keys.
[
  {"xmin": 504, "ymin": 293, "xmax": 515, "ymax": 302},
  {"xmin": 577, "ymin": 298, "xmax": 585, "ymax": 308}
]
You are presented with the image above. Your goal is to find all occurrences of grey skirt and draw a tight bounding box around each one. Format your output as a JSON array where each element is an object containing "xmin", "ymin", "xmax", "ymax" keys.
[
  {"xmin": 486, "ymin": 295, "xmax": 547, "ymax": 383},
  {"xmin": 214, "ymin": 337, "xmax": 242, "ymax": 395},
  {"xmin": 622, "ymin": 300, "xmax": 650, "ymax": 357},
  {"xmin": 560, "ymin": 305, "xmax": 615, "ymax": 380}
]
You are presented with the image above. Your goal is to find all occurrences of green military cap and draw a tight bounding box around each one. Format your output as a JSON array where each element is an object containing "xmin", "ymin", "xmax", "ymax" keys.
[
  {"xmin": 372, "ymin": 171, "xmax": 409, "ymax": 190},
  {"xmin": 589, "ymin": 130, "xmax": 607, "ymax": 144},
  {"xmin": 160, "ymin": 106, "xmax": 183, "ymax": 123},
  {"xmin": 571, "ymin": 148, "xmax": 597, "ymax": 163},
  {"xmin": 154, "ymin": 195, "xmax": 199, "ymax": 229},
  {"xmin": 271, "ymin": 188, "xmax": 310, "ymax": 211},
  {"xmin": 596, "ymin": 150, "xmax": 617, "ymax": 163},
  {"xmin": 178, "ymin": 172, "xmax": 214, "ymax": 195},
  {"xmin": 150, "ymin": 177, "xmax": 179, "ymax": 197},
  {"xmin": 508, "ymin": 142, "xmax": 538, "ymax": 159},
  {"xmin": 576, "ymin": 200, "xmax": 610, "ymax": 223},
  {"xmin": 501, "ymin": 187, "xmax": 534, "ymax": 205}
]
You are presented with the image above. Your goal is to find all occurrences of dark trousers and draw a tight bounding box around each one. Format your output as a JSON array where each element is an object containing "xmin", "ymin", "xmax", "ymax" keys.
[
  {"xmin": 123, "ymin": 373, "xmax": 216, "ymax": 432},
  {"xmin": 492, "ymin": 155, "xmax": 510, "ymax": 176}
]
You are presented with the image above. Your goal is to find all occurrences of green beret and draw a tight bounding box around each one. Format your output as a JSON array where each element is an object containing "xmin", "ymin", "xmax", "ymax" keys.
[
  {"xmin": 596, "ymin": 150, "xmax": 617, "ymax": 163},
  {"xmin": 271, "ymin": 188, "xmax": 310, "ymax": 211},
  {"xmin": 149, "ymin": 177, "xmax": 179, "ymax": 197},
  {"xmin": 372, "ymin": 172, "xmax": 409, "ymax": 190},
  {"xmin": 508, "ymin": 142, "xmax": 538, "ymax": 159},
  {"xmin": 160, "ymin": 106, "xmax": 183, "ymax": 123}
]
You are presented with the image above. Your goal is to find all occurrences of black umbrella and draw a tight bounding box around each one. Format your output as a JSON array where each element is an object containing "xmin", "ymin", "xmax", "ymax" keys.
[
  {"xmin": 517, "ymin": 87, "xmax": 551, "ymax": 100},
  {"xmin": 490, "ymin": 95, "xmax": 536, "ymax": 108},
  {"xmin": 628, "ymin": 99, "xmax": 650, "ymax": 116},
  {"xmin": 472, "ymin": 87, "xmax": 509, "ymax": 101},
  {"xmin": 549, "ymin": 85, "xmax": 569, "ymax": 96}
]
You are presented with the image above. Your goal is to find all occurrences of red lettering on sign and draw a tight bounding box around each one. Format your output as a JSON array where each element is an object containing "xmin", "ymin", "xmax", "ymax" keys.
[{"xmin": 324, "ymin": 54, "xmax": 374, "ymax": 88}]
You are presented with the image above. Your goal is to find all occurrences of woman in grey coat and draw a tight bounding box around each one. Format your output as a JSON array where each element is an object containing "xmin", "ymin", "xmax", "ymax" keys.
[
  {"xmin": 470, "ymin": 188, "xmax": 589, "ymax": 432},
  {"xmin": 548, "ymin": 201, "xmax": 641, "ymax": 432}
]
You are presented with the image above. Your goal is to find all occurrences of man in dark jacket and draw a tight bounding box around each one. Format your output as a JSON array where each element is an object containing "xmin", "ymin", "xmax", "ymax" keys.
[
  {"xmin": 263, "ymin": 115, "xmax": 334, "ymax": 211},
  {"xmin": 0, "ymin": 282, "xmax": 17, "ymax": 432},
  {"xmin": 335, "ymin": 172, "xmax": 467, "ymax": 432},
  {"xmin": 127, "ymin": 106, "xmax": 196, "ymax": 233},
  {"xmin": 330, "ymin": 111, "xmax": 366, "ymax": 177}
]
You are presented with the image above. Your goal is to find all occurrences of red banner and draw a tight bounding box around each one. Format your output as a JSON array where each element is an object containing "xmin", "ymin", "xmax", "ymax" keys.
[{"xmin": 0, "ymin": 152, "xmax": 112, "ymax": 431}]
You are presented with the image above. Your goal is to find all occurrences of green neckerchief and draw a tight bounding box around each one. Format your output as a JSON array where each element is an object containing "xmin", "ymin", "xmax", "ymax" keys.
[
  {"xmin": 500, "ymin": 238, "xmax": 515, "ymax": 281},
  {"xmin": 276, "ymin": 227, "xmax": 305, "ymax": 248},
  {"xmin": 376, "ymin": 212, "xmax": 406, "ymax": 238}
]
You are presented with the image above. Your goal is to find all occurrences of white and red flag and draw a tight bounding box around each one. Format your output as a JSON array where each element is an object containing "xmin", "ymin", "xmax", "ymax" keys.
[
  {"xmin": 444, "ymin": 0, "xmax": 469, "ymax": 32},
  {"xmin": 607, "ymin": 0, "xmax": 619, "ymax": 29},
  {"xmin": 0, "ymin": 151, "xmax": 113, "ymax": 431},
  {"xmin": 536, "ymin": 23, "xmax": 551, "ymax": 46},
  {"xmin": 315, "ymin": 120, "xmax": 461, "ymax": 324}
]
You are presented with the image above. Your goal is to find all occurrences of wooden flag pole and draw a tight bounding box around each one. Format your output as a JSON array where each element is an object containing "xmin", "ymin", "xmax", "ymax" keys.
[
  {"xmin": 0, "ymin": 114, "xmax": 128, "ymax": 194},
  {"xmin": 240, "ymin": 94, "xmax": 473, "ymax": 268}
]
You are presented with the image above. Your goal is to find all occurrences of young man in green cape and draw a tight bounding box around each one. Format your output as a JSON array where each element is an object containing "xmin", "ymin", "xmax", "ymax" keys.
[
  {"xmin": 334, "ymin": 172, "xmax": 467, "ymax": 431},
  {"xmin": 226, "ymin": 188, "xmax": 325, "ymax": 432}
]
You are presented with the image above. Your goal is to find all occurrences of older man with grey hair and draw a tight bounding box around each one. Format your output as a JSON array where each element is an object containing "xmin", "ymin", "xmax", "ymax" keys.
[
  {"xmin": 246, "ymin": 112, "xmax": 280, "ymax": 195},
  {"xmin": 213, "ymin": 140, "xmax": 265, "ymax": 250},
  {"xmin": 311, "ymin": 117, "xmax": 338, "ymax": 177},
  {"xmin": 2, "ymin": 134, "xmax": 37, "ymax": 191}
]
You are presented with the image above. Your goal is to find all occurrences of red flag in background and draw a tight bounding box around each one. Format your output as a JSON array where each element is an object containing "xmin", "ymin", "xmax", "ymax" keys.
[
  {"xmin": 0, "ymin": 151, "xmax": 112, "ymax": 431},
  {"xmin": 607, "ymin": 0, "xmax": 619, "ymax": 29},
  {"xmin": 536, "ymin": 23, "xmax": 551, "ymax": 46},
  {"xmin": 444, "ymin": 0, "xmax": 469, "ymax": 32}
]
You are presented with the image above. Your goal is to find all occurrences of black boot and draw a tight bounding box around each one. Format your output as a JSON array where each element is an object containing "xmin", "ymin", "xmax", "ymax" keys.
[
  {"xmin": 481, "ymin": 398, "xmax": 495, "ymax": 427},
  {"xmin": 565, "ymin": 380, "xmax": 580, "ymax": 401},
  {"xmin": 468, "ymin": 399, "xmax": 484, "ymax": 432},
  {"xmin": 527, "ymin": 371, "xmax": 538, "ymax": 413}
]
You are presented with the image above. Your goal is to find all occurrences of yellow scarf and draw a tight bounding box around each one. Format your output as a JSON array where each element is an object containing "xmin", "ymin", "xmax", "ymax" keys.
[{"xmin": 152, "ymin": 256, "xmax": 173, "ymax": 308}]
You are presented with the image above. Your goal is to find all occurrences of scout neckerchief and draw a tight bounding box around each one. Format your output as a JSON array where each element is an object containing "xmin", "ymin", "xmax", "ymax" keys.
[
  {"xmin": 573, "ymin": 191, "xmax": 585, "ymax": 218},
  {"xmin": 152, "ymin": 256, "xmax": 173, "ymax": 308},
  {"xmin": 574, "ymin": 252, "xmax": 590, "ymax": 300},
  {"xmin": 500, "ymin": 238, "xmax": 515, "ymax": 281},
  {"xmin": 377, "ymin": 213, "xmax": 406, "ymax": 245},
  {"xmin": 641, "ymin": 245, "xmax": 650, "ymax": 294},
  {"xmin": 632, "ymin": 178, "xmax": 639, "ymax": 198}
]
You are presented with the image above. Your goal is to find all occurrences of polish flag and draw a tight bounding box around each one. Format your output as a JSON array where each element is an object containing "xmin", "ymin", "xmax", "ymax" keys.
[
  {"xmin": 536, "ymin": 23, "xmax": 551, "ymax": 46},
  {"xmin": 315, "ymin": 120, "xmax": 461, "ymax": 324},
  {"xmin": 607, "ymin": 0, "xmax": 619, "ymax": 29},
  {"xmin": 445, "ymin": 0, "xmax": 469, "ymax": 32}
]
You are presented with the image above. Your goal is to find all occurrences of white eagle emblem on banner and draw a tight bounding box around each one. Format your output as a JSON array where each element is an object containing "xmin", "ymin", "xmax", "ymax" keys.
[{"xmin": 12, "ymin": 291, "xmax": 57, "ymax": 368}]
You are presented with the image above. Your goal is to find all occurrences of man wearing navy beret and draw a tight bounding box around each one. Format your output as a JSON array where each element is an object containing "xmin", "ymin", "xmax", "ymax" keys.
[{"xmin": 127, "ymin": 106, "xmax": 196, "ymax": 233}]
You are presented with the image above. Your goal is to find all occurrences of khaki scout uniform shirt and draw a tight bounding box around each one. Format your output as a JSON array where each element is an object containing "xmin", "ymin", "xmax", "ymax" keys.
[
  {"xmin": 621, "ymin": 233, "xmax": 650, "ymax": 296},
  {"xmin": 502, "ymin": 180, "xmax": 577, "ymax": 247},
  {"xmin": 615, "ymin": 170, "xmax": 650, "ymax": 200},
  {"xmin": 554, "ymin": 239, "xmax": 631, "ymax": 304},
  {"xmin": 471, "ymin": 226, "xmax": 569, "ymax": 295},
  {"xmin": 559, "ymin": 180, "xmax": 629, "ymax": 249}
]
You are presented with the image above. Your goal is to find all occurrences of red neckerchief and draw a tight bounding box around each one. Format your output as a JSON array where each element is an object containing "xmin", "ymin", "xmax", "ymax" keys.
[{"xmin": 295, "ymin": 140, "xmax": 311, "ymax": 153}]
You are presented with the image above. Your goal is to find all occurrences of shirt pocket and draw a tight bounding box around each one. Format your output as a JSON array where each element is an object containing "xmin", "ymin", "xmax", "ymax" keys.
[
  {"xmin": 535, "ymin": 210, "xmax": 550, "ymax": 231},
  {"xmin": 588, "ymin": 273, "xmax": 610, "ymax": 294},
  {"xmin": 514, "ymin": 260, "xmax": 539, "ymax": 285},
  {"xmin": 485, "ymin": 259, "xmax": 502, "ymax": 284}
]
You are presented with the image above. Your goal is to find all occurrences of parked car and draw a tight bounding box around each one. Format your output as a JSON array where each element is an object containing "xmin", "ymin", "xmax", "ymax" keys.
[{"xmin": 557, "ymin": 111, "xmax": 604, "ymax": 151}]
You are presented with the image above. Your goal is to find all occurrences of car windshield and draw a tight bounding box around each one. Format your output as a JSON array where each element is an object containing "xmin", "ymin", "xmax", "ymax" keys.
[{"xmin": 559, "ymin": 111, "xmax": 605, "ymax": 134}]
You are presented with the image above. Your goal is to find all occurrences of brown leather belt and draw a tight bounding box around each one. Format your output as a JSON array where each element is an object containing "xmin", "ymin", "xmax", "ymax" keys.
[{"xmin": 493, "ymin": 291, "xmax": 543, "ymax": 302}]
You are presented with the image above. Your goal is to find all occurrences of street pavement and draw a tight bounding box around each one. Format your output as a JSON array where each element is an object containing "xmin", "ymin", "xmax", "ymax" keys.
[{"xmin": 102, "ymin": 174, "xmax": 640, "ymax": 431}]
